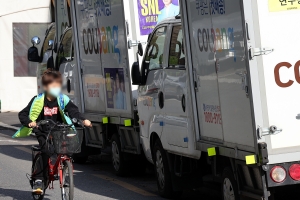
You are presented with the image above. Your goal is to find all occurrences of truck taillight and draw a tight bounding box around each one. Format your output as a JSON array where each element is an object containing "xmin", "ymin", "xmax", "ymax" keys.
[
  {"xmin": 270, "ymin": 166, "xmax": 286, "ymax": 183},
  {"xmin": 289, "ymin": 164, "xmax": 300, "ymax": 181}
]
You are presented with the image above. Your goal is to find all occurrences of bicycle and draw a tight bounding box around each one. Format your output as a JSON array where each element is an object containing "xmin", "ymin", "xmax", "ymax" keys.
[{"xmin": 28, "ymin": 118, "xmax": 84, "ymax": 200}]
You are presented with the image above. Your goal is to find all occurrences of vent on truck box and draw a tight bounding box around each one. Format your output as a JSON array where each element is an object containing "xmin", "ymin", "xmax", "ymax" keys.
[
  {"xmin": 85, "ymin": 123, "xmax": 104, "ymax": 148},
  {"xmin": 119, "ymin": 127, "xmax": 140, "ymax": 154}
]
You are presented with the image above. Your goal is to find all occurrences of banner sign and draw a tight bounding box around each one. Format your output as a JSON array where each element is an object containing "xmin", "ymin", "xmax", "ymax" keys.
[
  {"xmin": 269, "ymin": 0, "xmax": 300, "ymax": 12},
  {"xmin": 104, "ymin": 68, "xmax": 127, "ymax": 110},
  {"xmin": 137, "ymin": 0, "xmax": 180, "ymax": 35}
]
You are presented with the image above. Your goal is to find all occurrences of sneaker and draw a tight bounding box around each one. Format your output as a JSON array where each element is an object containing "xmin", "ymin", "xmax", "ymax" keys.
[{"xmin": 32, "ymin": 180, "xmax": 44, "ymax": 195}]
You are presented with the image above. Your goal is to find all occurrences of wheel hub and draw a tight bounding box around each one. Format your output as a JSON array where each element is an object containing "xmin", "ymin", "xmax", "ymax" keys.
[
  {"xmin": 112, "ymin": 141, "xmax": 120, "ymax": 171},
  {"xmin": 155, "ymin": 150, "xmax": 165, "ymax": 188},
  {"xmin": 223, "ymin": 178, "xmax": 235, "ymax": 200}
]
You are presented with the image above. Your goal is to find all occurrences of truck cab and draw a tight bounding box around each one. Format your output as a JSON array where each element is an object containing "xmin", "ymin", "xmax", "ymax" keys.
[
  {"xmin": 132, "ymin": 17, "xmax": 202, "ymax": 197},
  {"xmin": 135, "ymin": 17, "xmax": 199, "ymax": 163}
]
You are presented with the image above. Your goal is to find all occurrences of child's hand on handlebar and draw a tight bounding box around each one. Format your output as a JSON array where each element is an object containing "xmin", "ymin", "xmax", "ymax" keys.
[
  {"xmin": 83, "ymin": 120, "xmax": 92, "ymax": 127},
  {"xmin": 28, "ymin": 121, "xmax": 37, "ymax": 128}
]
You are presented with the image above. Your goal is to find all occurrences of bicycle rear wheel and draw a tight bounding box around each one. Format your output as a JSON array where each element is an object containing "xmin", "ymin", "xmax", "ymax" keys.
[
  {"xmin": 32, "ymin": 193, "xmax": 44, "ymax": 200},
  {"xmin": 31, "ymin": 149, "xmax": 45, "ymax": 200},
  {"xmin": 61, "ymin": 160, "xmax": 74, "ymax": 200}
]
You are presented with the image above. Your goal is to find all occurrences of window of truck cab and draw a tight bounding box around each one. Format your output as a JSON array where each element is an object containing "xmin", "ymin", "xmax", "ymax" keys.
[
  {"xmin": 168, "ymin": 25, "xmax": 185, "ymax": 69},
  {"xmin": 143, "ymin": 26, "xmax": 168, "ymax": 72}
]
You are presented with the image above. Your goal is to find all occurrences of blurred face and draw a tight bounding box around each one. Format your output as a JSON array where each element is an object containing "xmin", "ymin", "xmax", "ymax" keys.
[
  {"xmin": 163, "ymin": 0, "xmax": 172, "ymax": 6},
  {"xmin": 43, "ymin": 81, "xmax": 62, "ymax": 97}
]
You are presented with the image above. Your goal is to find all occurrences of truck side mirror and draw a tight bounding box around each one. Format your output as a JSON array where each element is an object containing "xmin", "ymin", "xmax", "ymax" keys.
[
  {"xmin": 47, "ymin": 56, "xmax": 54, "ymax": 69},
  {"xmin": 28, "ymin": 46, "xmax": 40, "ymax": 62},
  {"xmin": 28, "ymin": 36, "xmax": 41, "ymax": 62},
  {"xmin": 48, "ymin": 40, "xmax": 54, "ymax": 50},
  {"xmin": 31, "ymin": 36, "xmax": 41, "ymax": 46},
  {"xmin": 138, "ymin": 43, "xmax": 143, "ymax": 56},
  {"xmin": 131, "ymin": 62, "xmax": 141, "ymax": 85}
]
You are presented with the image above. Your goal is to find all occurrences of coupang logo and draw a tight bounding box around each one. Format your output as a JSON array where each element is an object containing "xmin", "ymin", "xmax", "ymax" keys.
[
  {"xmin": 195, "ymin": 1, "xmax": 236, "ymax": 62},
  {"xmin": 274, "ymin": 61, "xmax": 300, "ymax": 88},
  {"xmin": 79, "ymin": 0, "xmax": 121, "ymax": 63},
  {"xmin": 197, "ymin": 27, "xmax": 236, "ymax": 62},
  {"xmin": 82, "ymin": 26, "xmax": 120, "ymax": 62}
]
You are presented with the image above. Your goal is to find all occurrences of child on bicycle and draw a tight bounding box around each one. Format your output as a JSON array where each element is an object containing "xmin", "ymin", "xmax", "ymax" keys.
[{"xmin": 14, "ymin": 69, "xmax": 92, "ymax": 194}]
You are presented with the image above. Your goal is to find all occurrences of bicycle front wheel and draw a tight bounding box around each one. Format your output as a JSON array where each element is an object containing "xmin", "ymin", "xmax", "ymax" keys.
[{"xmin": 61, "ymin": 160, "xmax": 74, "ymax": 200}]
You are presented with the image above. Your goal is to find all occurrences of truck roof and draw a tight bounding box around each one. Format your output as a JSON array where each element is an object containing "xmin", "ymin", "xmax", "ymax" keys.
[{"xmin": 157, "ymin": 16, "xmax": 181, "ymax": 26}]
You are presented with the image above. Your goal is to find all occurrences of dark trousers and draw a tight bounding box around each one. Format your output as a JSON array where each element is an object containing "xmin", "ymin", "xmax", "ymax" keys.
[{"xmin": 33, "ymin": 133, "xmax": 50, "ymax": 181}]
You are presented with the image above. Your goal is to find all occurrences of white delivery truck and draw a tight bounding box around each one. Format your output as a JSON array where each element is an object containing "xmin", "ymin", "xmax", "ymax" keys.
[
  {"xmin": 28, "ymin": 0, "xmax": 146, "ymax": 173},
  {"xmin": 130, "ymin": 0, "xmax": 300, "ymax": 199}
]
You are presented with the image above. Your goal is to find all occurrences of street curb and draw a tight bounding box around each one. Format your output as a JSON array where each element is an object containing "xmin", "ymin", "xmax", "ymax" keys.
[{"xmin": 0, "ymin": 122, "xmax": 19, "ymax": 132}]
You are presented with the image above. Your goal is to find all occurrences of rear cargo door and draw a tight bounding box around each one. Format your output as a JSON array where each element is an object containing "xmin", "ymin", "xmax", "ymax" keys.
[
  {"xmin": 183, "ymin": 0, "xmax": 223, "ymax": 143},
  {"xmin": 73, "ymin": 0, "xmax": 132, "ymax": 118},
  {"xmin": 212, "ymin": 0, "xmax": 254, "ymax": 149},
  {"xmin": 73, "ymin": 0, "xmax": 105, "ymax": 114},
  {"xmin": 253, "ymin": 1, "xmax": 300, "ymax": 160},
  {"xmin": 182, "ymin": 0, "xmax": 255, "ymax": 150}
]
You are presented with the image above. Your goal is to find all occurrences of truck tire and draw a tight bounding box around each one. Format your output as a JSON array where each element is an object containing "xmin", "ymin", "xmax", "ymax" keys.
[
  {"xmin": 111, "ymin": 134, "xmax": 127, "ymax": 176},
  {"xmin": 153, "ymin": 139, "xmax": 175, "ymax": 198},
  {"xmin": 222, "ymin": 167, "xmax": 240, "ymax": 200}
]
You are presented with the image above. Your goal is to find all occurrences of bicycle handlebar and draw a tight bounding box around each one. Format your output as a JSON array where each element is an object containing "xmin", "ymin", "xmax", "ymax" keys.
[{"xmin": 36, "ymin": 118, "xmax": 84, "ymax": 128}]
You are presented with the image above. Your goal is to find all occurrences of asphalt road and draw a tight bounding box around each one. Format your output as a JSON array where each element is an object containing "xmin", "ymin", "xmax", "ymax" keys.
[
  {"xmin": 1, "ymin": 112, "xmax": 300, "ymax": 200},
  {"xmin": 0, "ymin": 128, "xmax": 223, "ymax": 200}
]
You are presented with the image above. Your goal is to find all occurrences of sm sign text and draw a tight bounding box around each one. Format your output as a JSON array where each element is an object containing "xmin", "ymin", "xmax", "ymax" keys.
[{"xmin": 274, "ymin": 60, "xmax": 300, "ymax": 88}]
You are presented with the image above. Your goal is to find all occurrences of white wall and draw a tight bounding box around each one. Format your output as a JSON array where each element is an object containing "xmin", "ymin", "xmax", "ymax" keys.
[{"xmin": 0, "ymin": 0, "xmax": 51, "ymax": 112}]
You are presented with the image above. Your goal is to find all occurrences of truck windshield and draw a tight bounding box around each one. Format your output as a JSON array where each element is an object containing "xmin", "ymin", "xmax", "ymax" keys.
[
  {"xmin": 56, "ymin": 29, "xmax": 73, "ymax": 68},
  {"xmin": 41, "ymin": 25, "xmax": 56, "ymax": 57}
]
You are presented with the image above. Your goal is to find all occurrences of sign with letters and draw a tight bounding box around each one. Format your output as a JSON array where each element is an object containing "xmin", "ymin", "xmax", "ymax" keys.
[
  {"xmin": 137, "ymin": 0, "xmax": 180, "ymax": 35},
  {"xmin": 269, "ymin": 0, "xmax": 300, "ymax": 12}
]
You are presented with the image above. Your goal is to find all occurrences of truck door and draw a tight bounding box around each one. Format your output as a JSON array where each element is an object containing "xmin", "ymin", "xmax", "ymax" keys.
[
  {"xmin": 138, "ymin": 26, "xmax": 168, "ymax": 138},
  {"xmin": 56, "ymin": 28, "xmax": 82, "ymax": 107},
  {"xmin": 185, "ymin": 1, "xmax": 223, "ymax": 143},
  {"xmin": 181, "ymin": 0, "xmax": 255, "ymax": 149},
  {"xmin": 73, "ymin": 0, "xmax": 132, "ymax": 117},
  {"xmin": 72, "ymin": 0, "xmax": 106, "ymax": 114},
  {"xmin": 162, "ymin": 24, "xmax": 189, "ymax": 148},
  {"xmin": 212, "ymin": 1, "xmax": 254, "ymax": 148}
]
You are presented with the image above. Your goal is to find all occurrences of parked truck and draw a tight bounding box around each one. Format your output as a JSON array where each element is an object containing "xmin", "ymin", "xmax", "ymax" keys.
[
  {"xmin": 28, "ymin": 0, "xmax": 146, "ymax": 171},
  {"xmin": 29, "ymin": 0, "xmax": 300, "ymax": 199},
  {"xmin": 129, "ymin": 0, "xmax": 300, "ymax": 199}
]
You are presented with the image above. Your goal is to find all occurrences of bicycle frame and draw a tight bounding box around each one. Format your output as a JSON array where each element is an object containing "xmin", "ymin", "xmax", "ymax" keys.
[{"xmin": 48, "ymin": 154, "xmax": 72, "ymax": 188}]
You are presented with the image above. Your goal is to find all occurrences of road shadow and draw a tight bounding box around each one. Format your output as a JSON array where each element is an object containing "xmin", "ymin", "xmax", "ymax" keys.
[{"xmin": 0, "ymin": 188, "xmax": 51, "ymax": 200}]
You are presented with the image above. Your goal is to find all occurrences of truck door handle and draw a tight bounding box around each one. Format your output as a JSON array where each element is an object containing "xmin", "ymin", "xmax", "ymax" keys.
[
  {"xmin": 67, "ymin": 79, "xmax": 71, "ymax": 93},
  {"xmin": 158, "ymin": 92, "xmax": 164, "ymax": 109},
  {"xmin": 182, "ymin": 95, "xmax": 186, "ymax": 112}
]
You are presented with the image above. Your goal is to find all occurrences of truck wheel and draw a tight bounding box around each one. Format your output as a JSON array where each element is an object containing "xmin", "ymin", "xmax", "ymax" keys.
[
  {"xmin": 222, "ymin": 168, "xmax": 240, "ymax": 200},
  {"xmin": 111, "ymin": 134, "xmax": 127, "ymax": 176},
  {"xmin": 153, "ymin": 139, "xmax": 174, "ymax": 198}
]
